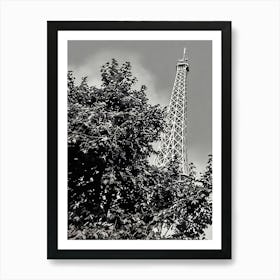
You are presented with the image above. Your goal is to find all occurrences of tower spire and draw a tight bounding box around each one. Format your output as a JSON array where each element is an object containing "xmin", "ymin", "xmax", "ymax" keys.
[
  {"xmin": 183, "ymin": 47, "xmax": 187, "ymax": 60},
  {"xmin": 180, "ymin": 47, "xmax": 188, "ymax": 61}
]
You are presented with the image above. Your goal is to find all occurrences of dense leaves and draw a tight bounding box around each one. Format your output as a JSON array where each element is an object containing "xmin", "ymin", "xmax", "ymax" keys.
[{"xmin": 68, "ymin": 59, "xmax": 212, "ymax": 240}]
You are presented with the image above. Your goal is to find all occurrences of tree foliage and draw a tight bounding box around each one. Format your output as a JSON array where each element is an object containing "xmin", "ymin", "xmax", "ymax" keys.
[{"xmin": 67, "ymin": 59, "xmax": 212, "ymax": 240}]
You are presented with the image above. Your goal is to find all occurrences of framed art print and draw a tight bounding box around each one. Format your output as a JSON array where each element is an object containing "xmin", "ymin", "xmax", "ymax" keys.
[{"xmin": 47, "ymin": 21, "xmax": 231, "ymax": 259}]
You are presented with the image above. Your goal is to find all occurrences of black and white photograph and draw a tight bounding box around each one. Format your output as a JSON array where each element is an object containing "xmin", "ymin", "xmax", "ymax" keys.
[
  {"xmin": 47, "ymin": 21, "xmax": 231, "ymax": 259},
  {"xmin": 67, "ymin": 41, "xmax": 213, "ymax": 241}
]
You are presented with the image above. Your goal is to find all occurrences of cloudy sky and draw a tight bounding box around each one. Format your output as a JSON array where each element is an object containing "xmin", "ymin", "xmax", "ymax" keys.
[{"xmin": 68, "ymin": 40, "xmax": 212, "ymax": 173}]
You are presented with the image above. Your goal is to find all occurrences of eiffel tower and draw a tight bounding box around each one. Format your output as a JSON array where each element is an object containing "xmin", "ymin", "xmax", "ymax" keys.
[{"xmin": 155, "ymin": 48, "xmax": 189, "ymax": 174}]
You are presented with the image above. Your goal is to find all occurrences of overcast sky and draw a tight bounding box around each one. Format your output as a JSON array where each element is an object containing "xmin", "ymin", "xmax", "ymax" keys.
[{"xmin": 68, "ymin": 40, "xmax": 212, "ymax": 173}]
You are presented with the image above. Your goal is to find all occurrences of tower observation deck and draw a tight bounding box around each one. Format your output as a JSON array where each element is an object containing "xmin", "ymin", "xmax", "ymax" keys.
[{"xmin": 155, "ymin": 48, "xmax": 189, "ymax": 174}]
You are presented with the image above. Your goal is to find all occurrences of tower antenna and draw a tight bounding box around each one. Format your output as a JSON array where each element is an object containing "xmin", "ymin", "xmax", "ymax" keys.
[{"xmin": 182, "ymin": 47, "xmax": 188, "ymax": 60}]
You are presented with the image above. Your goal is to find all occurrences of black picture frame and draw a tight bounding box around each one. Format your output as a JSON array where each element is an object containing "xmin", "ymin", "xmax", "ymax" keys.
[{"xmin": 47, "ymin": 21, "xmax": 231, "ymax": 259}]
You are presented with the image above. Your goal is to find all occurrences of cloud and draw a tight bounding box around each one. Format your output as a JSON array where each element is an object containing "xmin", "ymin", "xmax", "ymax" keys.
[{"xmin": 69, "ymin": 50, "xmax": 163, "ymax": 105}]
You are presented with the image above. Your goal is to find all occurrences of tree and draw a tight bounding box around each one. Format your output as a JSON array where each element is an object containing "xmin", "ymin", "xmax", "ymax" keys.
[{"xmin": 68, "ymin": 59, "xmax": 166, "ymax": 229}]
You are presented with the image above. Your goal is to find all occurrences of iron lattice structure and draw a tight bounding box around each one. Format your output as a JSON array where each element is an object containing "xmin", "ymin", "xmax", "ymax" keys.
[{"xmin": 155, "ymin": 48, "xmax": 189, "ymax": 174}]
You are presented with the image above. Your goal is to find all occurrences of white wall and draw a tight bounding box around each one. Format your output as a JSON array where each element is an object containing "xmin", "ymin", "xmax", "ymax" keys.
[{"xmin": 0, "ymin": 0, "xmax": 279, "ymax": 279}]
